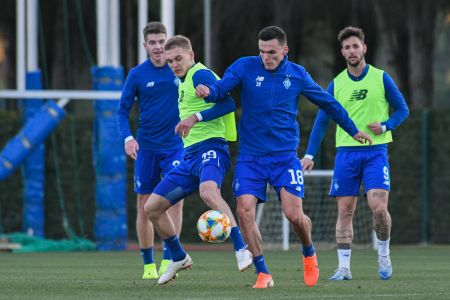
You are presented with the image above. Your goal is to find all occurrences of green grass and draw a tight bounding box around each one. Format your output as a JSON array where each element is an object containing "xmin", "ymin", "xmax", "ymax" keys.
[{"xmin": 1, "ymin": 246, "xmax": 449, "ymax": 299}]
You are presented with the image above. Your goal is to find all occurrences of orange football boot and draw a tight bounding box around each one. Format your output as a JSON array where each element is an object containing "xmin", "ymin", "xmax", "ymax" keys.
[
  {"xmin": 303, "ymin": 254, "xmax": 319, "ymax": 287},
  {"xmin": 252, "ymin": 272, "xmax": 274, "ymax": 289}
]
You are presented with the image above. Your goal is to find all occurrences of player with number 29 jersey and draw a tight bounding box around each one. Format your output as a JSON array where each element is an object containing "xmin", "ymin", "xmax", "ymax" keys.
[{"xmin": 153, "ymin": 62, "xmax": 236, "ymax": 204}]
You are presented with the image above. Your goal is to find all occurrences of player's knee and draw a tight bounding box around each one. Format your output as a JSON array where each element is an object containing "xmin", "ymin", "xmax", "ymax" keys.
[
  {"xmin": 236, "ymin": 205, "xmax": 253, "ymax": 222},
  {"xmin": 143, "ymin": 195, "xmax": 162, "ymax": 220},
  {"xmin": 338, "ymin": 207, "xmax": 355, "ymax": 219},
  {"xmin": 199, "ymin": 184, "xmax": 220, "ymax": 204},
  {"xmin": 372, "ymin": 206, "xmax": 389, "ymax": 219},
  {"xmin": 137, "ymin": 195, "xmax": 149, "ymax": 212},
  {"xmin": 284, "ymin": 210, "xmax": 301, "ymax": 225}
]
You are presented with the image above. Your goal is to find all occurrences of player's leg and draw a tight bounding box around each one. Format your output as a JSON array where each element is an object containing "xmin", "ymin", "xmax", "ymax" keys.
[
  {"xmin": 197, "ymin": 146, "xmax": 252, "ymax": 272},
  {"xmin": 367, "ymin": 189, "xmax": 392, "ymax": 279},
  {"xmin": 367, "ymin": 190, "xmax": 391, "ymax": 242},
  {"xmin": 236, "ymin": 194, "xmax": 261, "ymax": 256},
  {"xmin": 364, "ymin": 149, "xmax": 392, "ymax": 280},
  {"xmin": 159, "ymin": 150, "xmax": 184, "ymax": 275},
  {"xmin": 145, "ymin": 163, "xmax": 196, "ymax": 285},
  {"xmin": 280, "ymin": 189, "xmax": 312, "ymax": 245},
  {"xmin": 330, "ymin": 196, "xmax": 357, "ymax": 280},
  {"xmin": 236, "ymin": 194, "xmax": 273, "ymax": 288},
  {"xmin": 134, "ymin": 149, "xmax": 161, "ymax": 279},
  {"xmin": 144, "ymin": 192, "xmax": 192, "ymax": 285},
  {"xmin": 234, "ymin": 155, "xmax": 273, "ymax": 288},
  {"xmin": 270, "ymin": 155, "xmax": 318, "ymax": 287},
  {"xmin": 159, "ymin": 201, "xmax": 183, "ymax": 274},
  {"xmin": 136, "ymin": 194, "xmax": 158, "ymax": 279},
  {"xmin": 328, "ymin": 150, "xmax": 362, "ymax": 280},
  {"xmin": 279, "ymin": 189, "xmax": 319, "ymax": 287}
]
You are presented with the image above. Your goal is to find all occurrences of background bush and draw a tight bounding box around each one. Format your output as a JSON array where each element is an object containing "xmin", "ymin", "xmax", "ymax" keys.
[{"xmin": 0, "ymin": 108, "xmax": 448, "ymax": 244}]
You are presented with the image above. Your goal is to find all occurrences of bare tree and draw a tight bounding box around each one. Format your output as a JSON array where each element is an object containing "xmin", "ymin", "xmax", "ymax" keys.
[
  {"xmin": 372, "ymin": 0, "xmax": 441, "ymax": 108},
  {"xmin": 407, "ymin": 0, "xmax": 438, "ymax": 108}
]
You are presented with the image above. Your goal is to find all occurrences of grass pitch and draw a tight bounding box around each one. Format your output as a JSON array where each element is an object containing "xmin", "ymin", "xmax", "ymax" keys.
[{"xmin": 0, "ymin": 245, "xmax": 449, "ymax": 299}]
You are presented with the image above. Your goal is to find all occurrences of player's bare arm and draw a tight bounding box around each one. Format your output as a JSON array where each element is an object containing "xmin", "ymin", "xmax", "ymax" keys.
[
  {"xmin": 367, "ymin": 122, "xmax": 383, "ymax": 135},
  {"xmin": 195, "ymin": 84, "xmax": 210, "ymax": 98}
]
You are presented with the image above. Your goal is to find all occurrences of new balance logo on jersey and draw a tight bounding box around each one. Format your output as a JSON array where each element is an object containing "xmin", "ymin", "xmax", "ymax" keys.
[
  {"xmin": 256, "ymin": 76, "xmax": 264, "ymax": 87},
  {"xmin": 349, "ymin": 89, "xmax": 368, "ymax": 101},
  {"xmin": 146, "ymin": 81, "xmax": 155, "ymax": 87}
]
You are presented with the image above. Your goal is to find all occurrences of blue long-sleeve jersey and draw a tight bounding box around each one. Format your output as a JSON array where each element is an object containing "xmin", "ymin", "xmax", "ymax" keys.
[
  {"xmin": 206, "ymin": 56, "xmax": 358, "ymax": 156},
  {"xmin": 305, "ymin": 65, "xmax": 409, "ymax": 158},
  {"xmin": 192, "ymin": 69, "xmax": 236, "ymax": 122},
  {"xmin": 117, "ymin": 59, "xmax": 182, "ymax": 151}
]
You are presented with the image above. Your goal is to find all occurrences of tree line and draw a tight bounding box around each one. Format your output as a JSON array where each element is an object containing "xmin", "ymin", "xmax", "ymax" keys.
[{"xmin": 0, "ymin": 0, "xmax": 448, "ymax": 108}]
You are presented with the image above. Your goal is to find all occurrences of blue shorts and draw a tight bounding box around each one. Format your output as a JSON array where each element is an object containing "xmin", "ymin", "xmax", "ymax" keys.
[
  {"xmin": 330, "ymin": 148, "xmax": 390, "ymax": 197},
  {"xmin": 153, "ymin": 143, "xmax": 231, "ymax": 205},
  {"xmin": 134, "ymin": 148, "xmax": 184, "ymax": 194},
  {"xmin": 233, "ymin": 154, "xmax": 305, "ymax": 203}
]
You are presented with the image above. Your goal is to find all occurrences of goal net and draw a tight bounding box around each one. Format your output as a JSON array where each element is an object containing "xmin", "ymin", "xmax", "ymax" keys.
[{"xmin": 256, "ymin": 170, "xmax": 374, "ymax": 250}]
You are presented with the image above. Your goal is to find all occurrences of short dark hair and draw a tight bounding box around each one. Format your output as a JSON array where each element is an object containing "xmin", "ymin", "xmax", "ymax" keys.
[
  {"xmin": 258, "ymin": 26, "xmax": 287, "ymax": 45},
  {"xmin": 337, "ymin": 26, "xmax": 365, "ymax": 45},
  {"xmin": 143, "ymin": 22, "xmax": 167, "ymax": 38},
  {"xmin": 165, "ymin": 35, "xmax": 192, "ymax": 51}
]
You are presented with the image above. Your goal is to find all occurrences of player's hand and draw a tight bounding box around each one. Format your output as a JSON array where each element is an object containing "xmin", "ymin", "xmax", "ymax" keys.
[
  {"xmin": 368, "ymin": 122, "xmax": 383, "ymax": 135},
  {"xmin": 175, "ymin": 114, "xmax": 199, "ymax": 138},
  {"xmin": 125, "ymin": 139, "xmax": 139, "ymax": 160},
  {"xmin": 301, "ymin": 157, "xmax": 314, "ymax": 172},
  {"xmin": 352, "ymin": 131, "xmax": 373, "ymax": 145},
  {"xmin": 195, "ymin": 84, "xmax": 210, "ymax": 98}
]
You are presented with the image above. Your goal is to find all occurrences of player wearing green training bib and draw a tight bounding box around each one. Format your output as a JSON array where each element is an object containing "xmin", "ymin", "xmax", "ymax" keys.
[
  {"xmin": 333, "ymin": 65, "xmax": 392, "ymax": 147},
  {"xmin": 177, "ymin": 62, "xmax": 236, "ymax": 147},
  {"xmin": 144, "ymin": 35, "xmax": 253, "ymax": 286},
  {"xmin": 302, "ymin": 26, "xmax": 409, "ymax": 282}
]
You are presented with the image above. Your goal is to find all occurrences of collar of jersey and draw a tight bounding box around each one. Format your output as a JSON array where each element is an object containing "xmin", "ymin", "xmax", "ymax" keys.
[
  {"xmin": 347, "ymin": 64, "xmax": 370, "ymax": 81},
  {"xmin": 258, "ymin": 55, "xmax": 288, "ymax": 73}
]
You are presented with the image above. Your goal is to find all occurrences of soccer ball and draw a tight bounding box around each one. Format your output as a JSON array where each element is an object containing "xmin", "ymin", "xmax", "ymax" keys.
[{"xmin": 197, "ymin": 210, "xmax": 231, "ymax": 243}]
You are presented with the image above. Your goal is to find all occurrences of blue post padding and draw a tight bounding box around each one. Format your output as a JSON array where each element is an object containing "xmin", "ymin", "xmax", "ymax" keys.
[
  {"xmin": 91, "ymin": 66, "xmax": 127, "ymax": 250},
  {"xmin": 0, "ymin": 101, "xmax": 66, "ymax": 181},
  {"xmin": 22, "ymin": 71, "xmax": 45, "ymax": 237},
  {"xmin": 94, "ymin": 176, "xmax": 127, "ymax": 251}
]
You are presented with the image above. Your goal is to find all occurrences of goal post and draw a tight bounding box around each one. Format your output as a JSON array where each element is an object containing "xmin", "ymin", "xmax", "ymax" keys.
[{"xmin": 256, "ymin": 169, "xmax": 375, "ymax": 250}]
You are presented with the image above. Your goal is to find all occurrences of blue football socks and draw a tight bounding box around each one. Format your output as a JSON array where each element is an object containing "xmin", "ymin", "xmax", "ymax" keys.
[
  {"xmin": 253, "ymin": 255, "xmax": 270, "ymax": 274},
  {"xmin": 140, "ymin": 247, "xmax": 154, "ymax": 265},
  {"xmin": 302, "ymin": 242, "xmax": 316, "ymax": 257},
  {"xmin": 162, "ymin": 241, "xmax": 172, "ymax": 260},
  {"xmin": 230, "ymin": 226, "xmax": 246, "ymax": 251},
  {"xmin": 164, "ymin": 235, "xmax": 187, "ymax": 262}
]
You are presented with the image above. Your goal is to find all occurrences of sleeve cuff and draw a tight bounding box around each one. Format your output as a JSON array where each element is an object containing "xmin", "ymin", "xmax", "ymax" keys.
[
  {"xmin": 304, "ymin": 154, "xmax": 314, "ymax": 160},
  {"xmin": 381, "ymin": 125, "xmax": 387, "ymax": 133},
  {"xmin": 195, "ymin": 112, "xmax": 203, "ymax": 122},
  {"xmin": 124, "ymin": 136, "xmax": 134, "ymax": 143}
]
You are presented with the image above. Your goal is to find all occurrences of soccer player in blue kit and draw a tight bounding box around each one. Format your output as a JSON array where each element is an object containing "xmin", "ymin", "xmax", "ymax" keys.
[
  {"xmin": 301, "ymin": 26, "xmax": 409, "ymax": 281},
  {"xmin": 117, "ymin": 22, "xmax": 184, "ymax": 279},
  {"xmin": 195, "ymin": 26, "xmax": 372, "ymax": 288}
]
